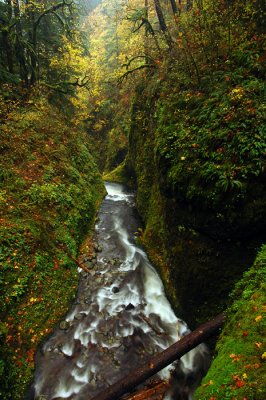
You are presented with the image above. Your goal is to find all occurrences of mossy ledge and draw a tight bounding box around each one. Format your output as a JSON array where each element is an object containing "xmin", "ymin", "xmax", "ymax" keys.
[
  {"xmin": 195, "ymin": 245, "xmax": 266, "ymax": 400},
  {"xmin": 0, "ymin": 86, "xmax": 105, "ymax": 399}
]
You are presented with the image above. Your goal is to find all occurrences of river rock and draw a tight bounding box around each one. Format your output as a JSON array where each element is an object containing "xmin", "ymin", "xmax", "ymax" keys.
[
  {"xmin": 74, "ymin": 313, "xmax": 84, "ymax": 320},
  {"xmin": 125, "ymin": 303, "xmax": 135, "ymax": 311},
  {"xmin": 90, "ymin": 378, "xmax": 96, "ymax": 386},
  {"xmin": 94, "ymin": 244, "xmax": 102, "ymax": 252},
  {"xmin": 59, "ymin": 321, "xmax": 70, "ymax": 330},
  {"xmin": 112, "ymin": 286, "xmax": 119, "ymax": 293},
  {"xmin": 84, "ymin": 261, "xmax": 93, "ymax": 268}
]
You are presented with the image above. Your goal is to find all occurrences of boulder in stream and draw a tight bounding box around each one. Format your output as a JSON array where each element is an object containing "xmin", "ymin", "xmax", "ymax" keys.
[{"xmin": 59, "ymin": 321, "xmax": 70, "ymax": 330}]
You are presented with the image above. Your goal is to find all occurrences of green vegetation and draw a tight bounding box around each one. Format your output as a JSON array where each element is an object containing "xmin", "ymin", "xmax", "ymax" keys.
[
  {"xmin": 0, "ymin": 0, "xmax": 265, "ymax": 398},
  {"xmin": 0, "ymin": 86, "xmax": 104, "ymax": 399},
  {"xmin": 155, "ymin": 74, "xmax": 266, "ymax": 233},
  {"xmin": 124, "ymin": 0, "xmax": 266, "ymax": 328},
  {"xmin": 196, "ymin": 245, "xmax": 266, "ymax": 400}
]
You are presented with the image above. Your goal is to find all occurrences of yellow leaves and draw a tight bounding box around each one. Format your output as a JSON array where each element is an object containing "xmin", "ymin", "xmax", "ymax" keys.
[
  {"xmin": 203, "ymin": 380, "xmax": 213, "ymax": 387},
  {"xmin": 255, "ymin": 315, "xmax": 262, "ymax": 322},
  {"xmin": 242, "ymin": 373, "xmax": 248, "ymax": 380},
  {"xmin": 229, "ymin": 86, "xmax": 245, "ymax": 101},
  {"xmin": 30, "ymin": 334, "xmax": 37, "ymax": 343},
  {"xmin": 261, "ymin": 352, "xmax": 266, "ymax": 360},
  {"xmin": 29, "ymin": 297, "xmax": 42, "ymax": 304}
]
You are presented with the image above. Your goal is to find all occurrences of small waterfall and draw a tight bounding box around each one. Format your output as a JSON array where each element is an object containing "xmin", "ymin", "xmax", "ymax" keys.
[{"xmin": 29, "ymin": 182, "xmax": 209, "ymax": 400}]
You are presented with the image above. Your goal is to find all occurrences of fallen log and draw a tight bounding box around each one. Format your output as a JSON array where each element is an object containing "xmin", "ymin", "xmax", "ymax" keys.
[
  {"xmin": 91, "ymin": 313, "xmax": 225, "ymax": 400},
  {"xmin": 123, "ymin": 379, "xmax": 169, "ymax": 400},
  {"xmin": 56, "ymin": 242, "xmax": 90, "ymax": 274}
]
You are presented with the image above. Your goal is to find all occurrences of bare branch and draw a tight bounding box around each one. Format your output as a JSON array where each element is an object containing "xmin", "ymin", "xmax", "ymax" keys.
[
  {"xmin": 34, "ymin": 0, "xmax": 73, "ymax": 30},
  {"xmin": 118, "ymin": 64, "xmax": 157, "ymax": 84}
]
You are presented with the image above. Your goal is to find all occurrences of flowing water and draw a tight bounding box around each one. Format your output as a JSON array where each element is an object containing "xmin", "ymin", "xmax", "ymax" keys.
[{"xmin": 30, "ymin": 182, "xmax": 209, "ymax": 400}]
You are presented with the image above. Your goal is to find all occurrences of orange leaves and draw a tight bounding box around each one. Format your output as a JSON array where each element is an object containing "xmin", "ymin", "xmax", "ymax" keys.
[
  {"xmin": 26, "ymin": 348, "xmax": 35, "ymax": 363},
  {"xmin": 230, "ymin": 353, "xmax": 242, "ymax": 362},
  {"xmin": 235, "ymin": 379, "xmax": 246, "ymax": 388},
  {"xmin": 232, "ymin": 374, "xmax": 246, "ymax": 389},
  {"xmin": 254, "ymin": 315, "xmax": 262, "ymax": 322}
]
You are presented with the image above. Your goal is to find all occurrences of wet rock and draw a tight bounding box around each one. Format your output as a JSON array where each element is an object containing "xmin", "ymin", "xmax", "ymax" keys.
[
  {"xmin": 110, "ymin": 258, "xmax": 121, "ymax": 266},
  {"xmin": 112, "ymin": 286, "xmax": 119, "ymax": 293},
  {"xmin": 125, "ymin": 303, "xmax": 135, "ymax": 311},
  {"xmin": 90, "ymin": 378, "xmax": 96, "ymax": 386},
  {"xmin": 99, "ymin": 324, "xmax": 109, "ymax": 333},
  {"xmin": 90, "ymin": 270, "xmax": 96, "ymax": 276},
  {"xmin": 74, "ymin": 313, "xmax": 84, "ymax": 320},
  {"xmin": 84, "ymin": 261, "xmax": 93, "ymax": 268},
  {"xmin": 59, "ymin": 321, "xmax": 70, "ymax": 330},
  {"xmin": 95, "ymin": 244, "xmax": 102, "ymax": 253},
  {"xmin": 79, "ymin": 253, "xmax": 87, "ymax": 260}
]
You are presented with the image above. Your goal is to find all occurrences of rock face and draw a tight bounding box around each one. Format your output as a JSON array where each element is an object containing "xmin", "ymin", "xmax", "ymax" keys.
[{"xmin": 126, "ymin": 81, "xmax": 266, "ymax": 326}]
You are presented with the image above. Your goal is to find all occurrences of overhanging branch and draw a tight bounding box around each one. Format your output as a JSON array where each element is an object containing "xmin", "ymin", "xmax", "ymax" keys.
[{"xmin": 118, "ymin": 64, "xmax": 157, "ymax": 83}]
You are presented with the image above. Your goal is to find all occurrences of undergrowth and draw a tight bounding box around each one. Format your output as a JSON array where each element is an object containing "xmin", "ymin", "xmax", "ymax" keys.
[
  {"xmin": 0, "ymin": 85, "xmax": 104, "ymax": 399},
  {"xmin": 195, "ymin": 245, "xmax": 266, "ymax": 400}
]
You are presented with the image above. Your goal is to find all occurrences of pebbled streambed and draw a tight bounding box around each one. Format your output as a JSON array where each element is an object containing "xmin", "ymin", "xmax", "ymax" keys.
[{"xmin": 30, "ymin": 182, "xmax": 209, "ymax": 400}]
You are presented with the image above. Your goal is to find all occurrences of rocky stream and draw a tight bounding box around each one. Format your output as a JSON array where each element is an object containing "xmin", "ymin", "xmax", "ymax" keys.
[{"xmin": 29, "ymin": 183, "xmax": 209, "ymax": 400}]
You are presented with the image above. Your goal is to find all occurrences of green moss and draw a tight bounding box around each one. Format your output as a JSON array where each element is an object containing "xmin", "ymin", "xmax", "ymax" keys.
[
  {"xmin": 103, "ymin": 160, "xmax": 134, "ymax": 187},
  {"xmin": 195, "ymin": 245, "xmax": 266, "ymax": 400},
  {"xmin": 0, "ymin": 88, "xmax": 104, "ymax": 399}
]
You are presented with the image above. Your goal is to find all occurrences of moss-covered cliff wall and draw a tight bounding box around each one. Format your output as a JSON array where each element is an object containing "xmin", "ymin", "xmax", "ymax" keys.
[
  {"xmin": 126, "ymin": 72, "xmax": 266, "ymax": 327},
  {"xmin": 195, "ymin": 245, "xmax": 266, "ymax": 400},
  {"xmin": 0, "ymin": 86, "xmax": 104, "ymax": 399}
]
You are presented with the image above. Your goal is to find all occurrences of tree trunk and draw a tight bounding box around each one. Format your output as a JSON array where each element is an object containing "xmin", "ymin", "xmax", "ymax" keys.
[
  {"xmin": 154, "ymin": 0, "xmax": 167, "ymax": 32},
  {"xmin": 91, "ymin": 313, "xmax": 225, "ymax": 400},
  {"xmin": 13, "ymin": 0, "xmax": 29, "ymax": 84},
  {"xmin": 2, "ymin": 31, "xmax": 14, "ymax": 73},
  {"xmin": 169, "ymin": 0, "xmax": 178, "ymax": 15},
  {"xmin": 144, "ymin": 0, "xmax": 149, "ymax": 62},
  {"xmin": 153, "ymin": 0, "xmax": 172, "ymax": 48}
]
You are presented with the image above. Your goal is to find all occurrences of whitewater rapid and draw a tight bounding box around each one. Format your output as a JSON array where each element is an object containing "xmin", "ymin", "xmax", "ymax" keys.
[{"xmin": 30, "ymin": 182, "xmax": 209, "ymax": 400}]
